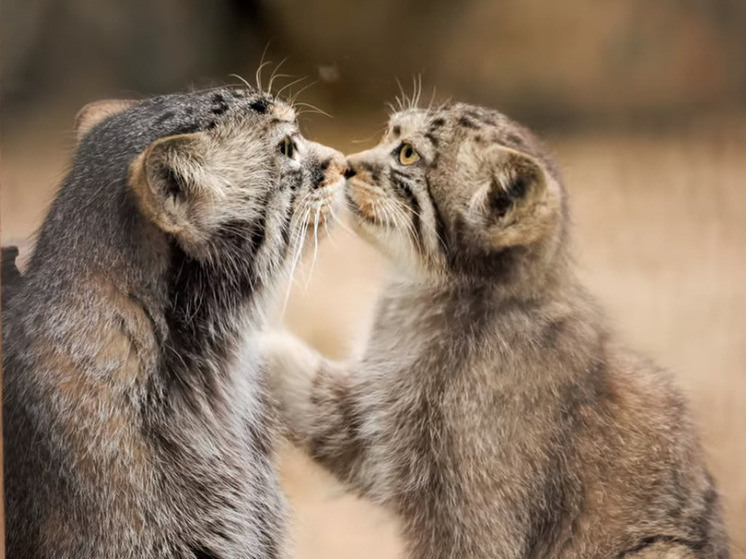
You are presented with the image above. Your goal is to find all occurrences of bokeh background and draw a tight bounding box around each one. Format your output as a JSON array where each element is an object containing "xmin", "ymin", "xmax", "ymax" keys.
[{"xmin": 2, "ymin": 1, "xmax": 745, "ymax": 556}]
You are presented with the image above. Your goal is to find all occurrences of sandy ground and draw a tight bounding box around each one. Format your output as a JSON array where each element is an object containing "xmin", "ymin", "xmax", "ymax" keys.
[{"xmin": 2, "ymin": 111, "xmax": 744, "ymax": 556}]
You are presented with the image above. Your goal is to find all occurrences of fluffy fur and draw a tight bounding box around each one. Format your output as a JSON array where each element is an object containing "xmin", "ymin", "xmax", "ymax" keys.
[
  {"xmin": 2, "ymin": 86, "xmax": 345, "ymax": 558},
  {"xmin": 265, "ymin": 102, "xmax": 730, "ymax": 558}
]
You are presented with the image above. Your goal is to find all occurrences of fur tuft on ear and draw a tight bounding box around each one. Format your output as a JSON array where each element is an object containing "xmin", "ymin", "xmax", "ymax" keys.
[
  {"xmin": 471, "ymin": 145, "xmax": 560, "ymax": 248},
  {"xmin": 129, "ymin": 133, "xmax": 217, "ymax": 255},
  {"xmin": 488, "ymin": 150, "xmax": 542, "ymax": 219},
  {"xmin": 74, "ymin": 99, "xmax": 137, "ymax": 141}
]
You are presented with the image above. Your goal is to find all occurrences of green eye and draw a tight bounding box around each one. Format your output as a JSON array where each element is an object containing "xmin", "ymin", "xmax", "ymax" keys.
[
  {"xmin": 279, "ymin": 136, "xmax": 296, "ymax": 158},
  {"xmin": 398, "ymin": 143, "xmax": 420, "ymax": 165}
]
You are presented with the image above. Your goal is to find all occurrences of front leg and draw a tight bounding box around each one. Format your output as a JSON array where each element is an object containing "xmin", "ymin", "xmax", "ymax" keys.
[{"xmin": 261, "ymin": 331, "xmax": 367, "ymax": 487}]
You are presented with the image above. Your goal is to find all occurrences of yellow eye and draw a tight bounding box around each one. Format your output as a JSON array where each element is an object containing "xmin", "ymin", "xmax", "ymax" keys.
[
  {"xmin": 398, "ymin": 143, "xmax": 420, "ymax": 165},
  {"xmin": 279, "ymin": 136, "xmax": 295, "ymax": 158}
]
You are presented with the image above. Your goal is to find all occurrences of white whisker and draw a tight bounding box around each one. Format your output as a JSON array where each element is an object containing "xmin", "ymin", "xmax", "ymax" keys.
[
  {"xmin": 292, "ymin": 101, "xmax": 331, "ymax": 118},
  {"xmin": 282, "ymin": 206, "xmax": 311, "ymax": 314},
  {"xmin": 255, "ymin": 61, "xmax": 272, "ymax": 94},
  {"xmin": 228, "ymin": 73, "xmax": 252, "ymax": 91},
  {"xmin": 255, "ymin": 42, "xmax": 273, "ymax": 93},
  {"xmin": 267, "ymin": 58, "xmax": 288, "ymax": 93},
  {"xmin": 289, "ymin": 80, "xmax": 318, "ymax": 105},
  {"xmin": 275, "ymin": 77, "xmax": 307, "ymax": 100},
  {"xmin": 303, "ymin": 205, "xmax": 322, "ymax": 292}
]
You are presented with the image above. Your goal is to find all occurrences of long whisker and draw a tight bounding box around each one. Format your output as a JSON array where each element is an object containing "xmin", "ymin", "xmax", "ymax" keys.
[
  {"xmin": 282, "ymin": 206, "xmax": 312, "ymax": 313},
  {"xmin": 389, "ymin": 194, "xmax": 442, "ymax": 252},
  {"xmin": 255, "ymin": 42, "xmax": 273, "ymax": 93},
  {"xmin": 395, "ymin": 77, "xmax": 408, "ymax": 112},
  {"xmin": 357, "ymin": 187, "xmax": 422, "ymax": 253},
  {"xmin": 289, "ymin": 80, "xmax": 319, "ymax": 105},
  {"xmin": 415, "ymin": 74, "xmax": 423, "ymax": 108},
  {"xmin": 255, "ymin": 61, "xmax": 273, "ymax": 94},
  {"xmin": 275, "ymin": 77, "xmax": 307, "ymax": 100},
  {"xmin": 427, "ymin": 85, "xmax": 438, "ymax": 112},
  {"xmin": 303, "ymin": 205, "xmax": 323, "ymax": 292},
  {"xmin": 350, "ymin": 127, "xmax": 386, "ymax": 144},
  {"xmin": 292, "ymin": 101, "xmax": 331, "ymax": 118},
  {"xmin": 267, "ymin": 58, "xmax": 288, "ymax": 93},
  {"xmin": 386, "ymin": 198, "xmax": 420, "ymax": 249},
  {"xmin": 229, "ymin": 73, "xmax": 252, "ymax": 90},
  {"xmin": 321, "ymin": 210, "xmax": 337, "ymax": 248}
]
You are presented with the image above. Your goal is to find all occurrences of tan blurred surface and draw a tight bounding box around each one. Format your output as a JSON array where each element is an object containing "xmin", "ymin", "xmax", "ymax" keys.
[{"xmin": 2, "ymin": 111, "xmax": 745, "ymax": 557}]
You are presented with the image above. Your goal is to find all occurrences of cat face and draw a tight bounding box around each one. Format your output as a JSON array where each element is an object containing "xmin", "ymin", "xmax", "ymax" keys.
[
  {"xmin": 344, "ymin": 102, "xmax": 565, "ymax": 280},
  {"xmin": 76, "ymin": 86, "xmax": 345, "ymax": 280}
]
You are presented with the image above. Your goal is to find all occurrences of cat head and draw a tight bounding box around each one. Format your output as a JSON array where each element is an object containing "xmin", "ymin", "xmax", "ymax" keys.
[
  {"xmin": 344, "ymin": 102, "xmax": 567, "ymax": 284},
  {"xmin": 73, "ymin": 86, "xmax": 345, "ymax": 279}
]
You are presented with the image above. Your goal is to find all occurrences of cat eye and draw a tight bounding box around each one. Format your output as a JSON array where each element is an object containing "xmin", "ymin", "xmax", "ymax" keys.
[
  {"xmin": 279, "ymin": 136, "xmax": 296, "ymax": 158},
  {"xmin": 397, "ymin": 143, "xmax": 421, "ymax": 166}
]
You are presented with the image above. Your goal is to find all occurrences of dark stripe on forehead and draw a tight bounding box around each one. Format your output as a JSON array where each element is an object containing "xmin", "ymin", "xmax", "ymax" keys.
[
  {"xmin": 430, "ymin": 117, "xmax": 446, "ymax": 129},
  {"xmin": 211, "ymin": 92, "xmax": 230, "ymax": 116},
  {"xmin": 464, "ymin": 108, "xmax": 497, "ymax": 126},
  {"xmin": 424, "ymin": 132, "xmax": 440, "ymax": 147},
  {"xmin": 458, "ymin": 115, "xmax": 480, "ymax": 129},
  {"xmin": 250, "ymin": 97, "xmax": 269, "ymax": 114},
  {"xmin": 392, "ymin": 125, "xmax": 401, "ymax": 137},
  {"xmin": 155, "ymin": 111, "xmax": 176, "ymax": 125},
  {"xmin": 505, "ymin": 132, "xmax": 526, "ymax": 149}
]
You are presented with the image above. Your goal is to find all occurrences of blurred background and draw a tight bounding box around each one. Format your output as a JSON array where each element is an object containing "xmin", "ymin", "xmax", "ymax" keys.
[{"xmin": 2, "ymin": 0, "xmax": 745, "ymax": 556}]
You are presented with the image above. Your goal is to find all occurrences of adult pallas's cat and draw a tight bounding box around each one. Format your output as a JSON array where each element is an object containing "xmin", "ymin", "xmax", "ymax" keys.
[
  {"xmin": 3, "ymin": 86, "xmax": 346, "ymax": 558},
  {"xmin": 266, "ymin": 102, "xmax": 729, "ymax": 558}
]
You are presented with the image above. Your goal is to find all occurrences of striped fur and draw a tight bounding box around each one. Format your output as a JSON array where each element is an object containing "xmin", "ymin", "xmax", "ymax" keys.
[
  {"xmin": 266, "ymin": 102, "xmax": 730, "ymax": 558},
  {"xmin": 2, "ymin": 86, "xmax": 345, "ymax": 558}
]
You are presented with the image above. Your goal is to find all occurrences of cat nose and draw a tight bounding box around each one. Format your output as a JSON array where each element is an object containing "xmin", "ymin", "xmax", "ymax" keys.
[{"xmin": 343, "ymin": 167, "xmax": 357, "ymax": 179}]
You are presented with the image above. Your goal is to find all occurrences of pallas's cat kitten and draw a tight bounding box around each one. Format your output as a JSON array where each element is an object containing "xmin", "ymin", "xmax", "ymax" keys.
[
  {"xmin": 3, "ymin": 86, "xmax": 346, "ymax": 558},
  {"xmin": 265, "ymin": 102, "xmax": 729, "ymax": 558}
]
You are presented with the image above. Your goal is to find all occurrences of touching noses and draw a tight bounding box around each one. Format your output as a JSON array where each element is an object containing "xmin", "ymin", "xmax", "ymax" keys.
[
  {"xmin": 344, "ymin": 152, "xmax": 367, "ymax": 179},
  {"xmin": 311, "ymin": 147, "xmax": 351, "ymax": 190}
]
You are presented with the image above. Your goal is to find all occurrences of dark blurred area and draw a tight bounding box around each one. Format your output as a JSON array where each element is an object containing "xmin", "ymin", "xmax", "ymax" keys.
[
  {"xmin": 2, "ymin": 2, "xmax": 746, "ymax": 558},
  {"xmin": 3, "ymin": 0, "xmax": 746, "ymax": 127}
]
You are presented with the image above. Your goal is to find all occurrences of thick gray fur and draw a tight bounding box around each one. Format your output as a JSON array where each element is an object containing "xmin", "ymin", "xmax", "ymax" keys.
[
  {"xmin": 3, "ymin": 86, "xmax": 345, "ymax": 558},
  {"xmin": 266, "ymin": 102, "xmax": 730, "ymax": 558}
]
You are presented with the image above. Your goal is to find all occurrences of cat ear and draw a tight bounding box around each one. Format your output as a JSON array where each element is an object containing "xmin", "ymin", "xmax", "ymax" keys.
[
  {"xmin": 74, "ymin": 99, "xmax": 137, "ymax": 141},
  {"xmin": 471, "ymin": 145, "xmax": 559, "ymax": 247},
  {"xmin": 129, "ymin": 133, "xmax": 218, "ymax": 253}
]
